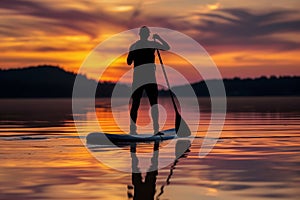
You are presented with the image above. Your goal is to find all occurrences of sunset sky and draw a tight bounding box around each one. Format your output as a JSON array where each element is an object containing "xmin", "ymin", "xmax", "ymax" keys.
[{"xmin": 0, "ymin": 0, "xmax": 300, "ymax": 82}]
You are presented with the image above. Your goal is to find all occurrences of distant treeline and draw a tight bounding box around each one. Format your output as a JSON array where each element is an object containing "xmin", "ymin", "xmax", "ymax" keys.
[
  {"xmin": 170, "ymin": 76, "xmax": 300, "ymax": 97},
  {"xmin": 0, "ymin": 65, "xmax": 299, "ymax": 98},
  {"xmin": 0, "ymin": 65, "xmax": 119, "ymax": 98}
]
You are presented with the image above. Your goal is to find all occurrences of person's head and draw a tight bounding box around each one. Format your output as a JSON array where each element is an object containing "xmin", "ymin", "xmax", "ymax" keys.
[{"xmin": 139, "ymin": 26, "xmax": 150, "ymax": 40}]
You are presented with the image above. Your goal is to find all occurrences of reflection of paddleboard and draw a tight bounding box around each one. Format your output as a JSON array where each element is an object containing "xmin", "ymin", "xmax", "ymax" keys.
[{"xmin": 87, "ymin": 129, "xmax": 177, "ymax": 145}]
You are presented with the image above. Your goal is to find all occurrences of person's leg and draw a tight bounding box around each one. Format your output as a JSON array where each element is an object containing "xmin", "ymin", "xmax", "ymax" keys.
[
  {"xmin": 145, "ymin": 84, "xmax": 159, "ymax": 133},
  {"xmin": 144, "ymin": 141, "xmax": 159, "ymax": 198},
  {"xmin": 130, "ymin": 86, "xmax": 143, "ymax": 134}
]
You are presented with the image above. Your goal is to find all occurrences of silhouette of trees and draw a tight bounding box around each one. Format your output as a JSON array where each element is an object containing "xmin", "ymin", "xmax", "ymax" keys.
[{"xmin": 0, "ymin": 65, "xmax": 299, "ymax": 98}]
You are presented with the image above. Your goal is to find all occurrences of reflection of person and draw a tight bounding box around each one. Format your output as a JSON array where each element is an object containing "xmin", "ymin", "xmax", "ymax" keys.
[
  {"xmin": 128, "ymin": 142, "xmax": 159, "ymax": 200},
  {"xmin": 127, "ymin": 26, "xmax": 170, "ymax": 135},
  {"xmin": 127, "ymin": 140, "xmax": 191, "ymax": 199}
]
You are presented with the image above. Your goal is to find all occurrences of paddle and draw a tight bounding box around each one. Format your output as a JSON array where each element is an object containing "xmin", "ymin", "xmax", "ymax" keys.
[
  {"xmin": 156, "ymin": 140, "xmax": 191, "ymax": 198},
  {"xmin": 155, "ymin": 48, "xmax": 191, "ymax": 137}
]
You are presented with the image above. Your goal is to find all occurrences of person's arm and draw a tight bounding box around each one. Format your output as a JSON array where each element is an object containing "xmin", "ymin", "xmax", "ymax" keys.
[
  {"xmin": 153, "ymin": 34, "xmax": 170, "ymax": 51},
  {"xmin": 127, "ymin": 44, "xmax": 135, "ymax": 65}
]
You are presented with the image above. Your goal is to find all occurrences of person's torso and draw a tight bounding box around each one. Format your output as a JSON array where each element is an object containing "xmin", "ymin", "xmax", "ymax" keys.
[{"xmin": 131, "ymin": 40, "xmax": 156, "ymax": 67}]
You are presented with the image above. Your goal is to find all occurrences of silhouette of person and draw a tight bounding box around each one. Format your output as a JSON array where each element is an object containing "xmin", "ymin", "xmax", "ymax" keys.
[
  {"xmin": 127, "ymin": 26, "xmax": 170, "ymax": 134},
  {"xmin": 128, "ymin": 141, "xmax": 160, "ymax": 200}
]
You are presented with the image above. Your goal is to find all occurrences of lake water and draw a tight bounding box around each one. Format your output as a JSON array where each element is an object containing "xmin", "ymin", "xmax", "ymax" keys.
[{"xmin": 0, "ymin": 97, "xmax": 299, "ymax": 200}]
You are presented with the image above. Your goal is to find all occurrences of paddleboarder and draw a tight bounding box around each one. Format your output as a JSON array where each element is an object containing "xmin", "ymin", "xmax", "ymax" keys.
[{"xmin": 127, "ymin": 26, "xmax": 170, "ymax": 135}]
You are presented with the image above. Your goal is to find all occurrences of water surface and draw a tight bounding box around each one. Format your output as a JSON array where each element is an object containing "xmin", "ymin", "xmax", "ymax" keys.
[{"xmin": 0, "ymin": 97, "xmax": 299, "ymax": 200}]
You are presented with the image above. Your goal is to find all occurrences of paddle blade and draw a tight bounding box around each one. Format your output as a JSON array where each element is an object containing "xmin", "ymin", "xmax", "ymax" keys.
[
  {"xmin": 175, "ymin": 140, "xmax": 191, "ymax": 158},
  {"xmin": 175, "ymin": 112, "xmax": 191, "ymax": 137}
]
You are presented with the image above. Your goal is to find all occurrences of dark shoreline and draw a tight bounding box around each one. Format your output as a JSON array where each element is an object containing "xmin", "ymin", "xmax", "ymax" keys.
[{"xmin": 1, "ymin": 65, "xmax": 299, "ymax": 98}]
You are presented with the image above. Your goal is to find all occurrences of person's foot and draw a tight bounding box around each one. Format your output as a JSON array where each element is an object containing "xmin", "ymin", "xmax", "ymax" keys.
[
  {"xmin": 130, "ymin": 130, "xmax": 137, "ymax": 135},
  {"xmin": 130, "ymin": 124, "xmax": 137, "ymax": 135},
  {"xmin": 154, "ymin": 131, "xmax": 164, "ymax": 136}
]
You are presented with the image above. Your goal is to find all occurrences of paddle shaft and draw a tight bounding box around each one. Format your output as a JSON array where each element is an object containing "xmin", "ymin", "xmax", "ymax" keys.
[
  {"xmin": 155, "ymin": 41, "xmax": 191, "ymax": 137},
  {"xmin": 156, "ymin": 49, "xmax": 179, "ymax": 114}
]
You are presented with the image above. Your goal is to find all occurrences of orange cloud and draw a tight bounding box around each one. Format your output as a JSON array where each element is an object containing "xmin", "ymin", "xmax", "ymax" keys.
[{"xmin": 1, "ymin": 0, "xmax": 300, "ymax": 81}]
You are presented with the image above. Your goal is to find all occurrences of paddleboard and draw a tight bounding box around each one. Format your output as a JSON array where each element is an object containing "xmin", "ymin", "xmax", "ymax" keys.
[{"xmin": 87, "ymin": 129, "xmax": 177, "ymax": 145}]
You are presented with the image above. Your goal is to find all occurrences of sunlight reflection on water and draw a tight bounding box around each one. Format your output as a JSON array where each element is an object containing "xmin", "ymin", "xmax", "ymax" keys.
[{"xmin": 0, "ymin": 97, "xmax": 299, "ymax": 200}]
